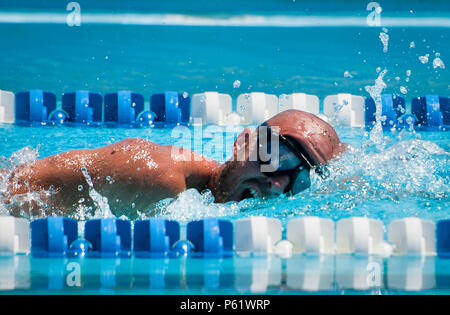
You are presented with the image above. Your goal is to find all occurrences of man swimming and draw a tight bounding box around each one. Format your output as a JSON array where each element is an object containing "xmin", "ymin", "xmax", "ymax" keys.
[{"xmin": 3, "ymin": 110, "xmax": 345, "ymax": 217}]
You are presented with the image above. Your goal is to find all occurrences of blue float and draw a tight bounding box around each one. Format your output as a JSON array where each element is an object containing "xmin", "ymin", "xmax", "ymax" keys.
[
  {"xmin": 437, "ymin": 220, "xmax": 450, "ymax": 258},
  {"xmin": 137, "ymin": 110, "xmax": 156, "ymax": 126},
  {"xmin": 84, "ymin": 218, "xmax": 131, "ymax": 257},
  {"xmin": 49, "ymin": 110, "xmax": 68, "ymax": 125},
  {"xmin": 31, "ymin": 217, "xmax": 78, "ymax": 257},
  {"xmin": 365, "ymin": 94, "xmax": 414, "ymax": 130},
  {"xmin": 62, "ymin": 91, "xmax": 102, "ymax": 125},
  {"xmin": 172, "ymin": 240, "xmax": 194, "ymax": 257},
  {"xmin": 15, "ymin": 90, "xmax": 57, "ymax": 124},
  {"xmin": 104, "ymin": 91, "xmax": 144, "ymax": 126},
  {"xmin": 151, "ymin": 92, "xmax": 190, "ymax": 124},
  {"xmin": 69, "ymin": 239, "xmax": 91, "ymax": 257},
  {"xmin": 412, "ymin": 95, "xmax": 450, "ymax": 131},
  {"xmin": 134, "ymin": 219, "xmax": 180, "ymax": 257},
  {"xmin": 187, "ymin": 218, "xmax": 233, "ymax": 256}
]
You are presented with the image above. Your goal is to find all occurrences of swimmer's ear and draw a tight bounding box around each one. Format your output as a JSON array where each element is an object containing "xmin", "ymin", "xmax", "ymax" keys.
[{"xmin": 233, "ymin": 127, "xmax": 253, "ymax": 160}]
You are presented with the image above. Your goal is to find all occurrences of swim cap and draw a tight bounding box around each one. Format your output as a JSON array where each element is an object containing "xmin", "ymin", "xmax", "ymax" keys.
[{"xmin": 264, "ymin": 110, "xmax": 345, "ymax": 166}]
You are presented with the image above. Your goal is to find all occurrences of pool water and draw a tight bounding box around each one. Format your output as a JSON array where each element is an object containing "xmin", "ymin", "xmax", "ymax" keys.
[
  {"xmin": 0, "ymin": 255, "xmax": 448, "ymax": 294},
  {"xmin": 1, "ymin": 125, "xmax": 448, "ymax": 224},
  {"xmin": 0, "ymin": 0, "xmax": 449, "ymax": 295},
  {"xmin": 0, "ymin": 126, "xmax": 449, "ymax": 294}
]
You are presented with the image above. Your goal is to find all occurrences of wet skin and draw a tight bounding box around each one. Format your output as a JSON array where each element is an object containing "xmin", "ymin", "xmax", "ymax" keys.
[{"xmin": 2, "ymin": 110, "xmax": 345, "ymax": 217}]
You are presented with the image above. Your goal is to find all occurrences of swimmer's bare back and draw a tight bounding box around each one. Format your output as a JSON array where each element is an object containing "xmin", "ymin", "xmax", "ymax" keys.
[{"xmin": 4, "ymin": 138, "xmax": 219, "ymax": 217}]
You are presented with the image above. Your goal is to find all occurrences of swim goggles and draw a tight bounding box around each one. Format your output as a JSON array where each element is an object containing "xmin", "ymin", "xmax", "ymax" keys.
[{"xmin": 257, "ymin": 123, "xmax": 320, "ymax": 195}]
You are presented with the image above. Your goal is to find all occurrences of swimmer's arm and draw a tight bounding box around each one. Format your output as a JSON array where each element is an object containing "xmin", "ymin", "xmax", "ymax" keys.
[
  {"xmin": 7, "ymin": 149, "xmax": 101, "ymax": 195},
  {"xmin": 3, "ymin": 148, "xmax": 110, "ymax": 217}
]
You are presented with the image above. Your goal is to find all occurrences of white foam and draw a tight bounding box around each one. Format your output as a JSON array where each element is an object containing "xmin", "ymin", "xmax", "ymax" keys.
[{"xmin": 0, "ymin": 13, "xmax": 449, "ymax": 27}]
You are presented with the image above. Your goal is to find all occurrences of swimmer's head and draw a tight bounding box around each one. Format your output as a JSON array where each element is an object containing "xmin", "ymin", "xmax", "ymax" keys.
[{"xmin": 210, "ymin": 110, "xmax": 346, "ymax": 203}]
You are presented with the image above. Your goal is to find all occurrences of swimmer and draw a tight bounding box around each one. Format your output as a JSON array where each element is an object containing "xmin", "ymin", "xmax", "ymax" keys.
[{"xmin": 3, "ymin": 110, "xmax": 345, "ymax": 217}]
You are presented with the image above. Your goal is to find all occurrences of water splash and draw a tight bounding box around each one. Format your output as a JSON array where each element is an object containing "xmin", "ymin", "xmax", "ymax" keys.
[
  {"xmin": 0, "ymin": 146, "xmax": 41, "ymax": 217},
  {"xmin": 405, "ymin": 69, "xmax": 411, "ymax": 82},
  {"xmin": 344, "ymin": 71, "xmax": 353, "ymax": 78},
  {"xmin": 433, "ymin": 53, "xmax": 445, "ymax": 69},
  {"xmin": 80, "ymin": 167, "xmax": 113, "ymax": 218},
  {"xmin": 419, "ymin": 54, "xmax": 430, "ymax": 64},
  {"xmin": 156, "ymin": 189, "xmax": 241, "ymax": 223},
  {"xmin": 148, "ymin": 137, "xmax": 449, "ymax": 225},
  {"xmin": 379, "ymin": 29, "xmax": 389, "ymax": 53},
  {"xmin": 365, "ymin": 69, "xmax": 388, "ymax": 147}
]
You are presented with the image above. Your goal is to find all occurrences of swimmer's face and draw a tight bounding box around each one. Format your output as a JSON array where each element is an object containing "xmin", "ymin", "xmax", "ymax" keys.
[
  {"xmin": 211, "ymin": 127, "xmax": 291, "ymax": 202},
  {"xmin": 210, "ymin": 110, "xmax": 345, "ymax": 203},
  {"xmin": 213, "ymin": 159, "xmax": 291, "ymax": 203}
]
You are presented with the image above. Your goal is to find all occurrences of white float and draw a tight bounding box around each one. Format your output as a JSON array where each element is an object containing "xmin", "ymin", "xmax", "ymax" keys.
[
  {"xmin": 234, "ymin": 256, "xmax": 282, "ymax": 293},
  {"xmin": 235, "ymin": 216, "xmax": 282, "ymax": 254},
  {"xmin": 0, "ymin": 256, "xmax": 30, "ymax": 291},
  {"xmin": 0, "ymin": 217, "xmax": 30, "ymax": 255},
  {"xmin": 336, "ymin": 217, "xmax": 391, "ymax": 255},
  {"xmin": 0, "ymin": 90, "xmax": 15, "ymax": 124},
  {"xmin": 191, "ymin": 92, "xmax": 236, "ymax": 125},
  {"xmin": 274, "ymin": 240, "xmax": 293, "ymax": 259},
  {"xmin": 286, "ymin": 255, "xmax": 334, "ymax": 291},
  {"xmin": 323, "ymin": 93, "xmax": 365, "ymax": 127},
  {"xmin": 287, "ymin": 217, "xmax": 335, "ymax": 254},
  {"xmin": 387, "ymin": 256, "xmax": 435, "ymax": 291},
  {"xmin": 388, "ymin": 218, "xmax": 436, "ymax": 255},
  {"xmin": 336, "ymin": 256, "xmax": 384, "ymax": 290},
  {"xmin": 278, "ymin": 93, "xmax": 320, "ymax": 115},
  {"xmin": 237, "ymin": 92, "xmax": 278, "ymax": 125}
]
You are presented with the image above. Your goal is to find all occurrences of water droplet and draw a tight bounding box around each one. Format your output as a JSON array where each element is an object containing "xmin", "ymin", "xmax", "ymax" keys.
[
  {"xmin": 406, "ymin": 116, "xmax": 414, "ymax": 125},
  {"xmin": 409, "ymin": 41, "xmax": 415, "ymax": 48},
  {"xmin": 233, "ymin": 80, "xmax": 241, "ymax": 88},
  {"xmin": 78, "ymin": 185, "xmax": 84, "ymax": 192},
  {"xmin": 344, "ymin": 71, "xmax": 353, "ymax": 78},
  {"xmin": 419, "ymin": 54, "xmax": 429, "ymax": 64},
  {"xmin": 433, "ymin": 57, "xmax": 445, "ymax": 69},
  {"xmin": 379, "ymin": 32, "xmax": 389, "ymax": 53},
  {"xmin": 400, "ymin": 86, "xmax": 408, "ymax": 94}
]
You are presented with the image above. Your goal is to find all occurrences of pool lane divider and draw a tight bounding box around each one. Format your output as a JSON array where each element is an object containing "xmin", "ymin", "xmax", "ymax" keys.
[
  {"xmin": 1, "ymin": 215, "xmax": 449, "ymax": 258},
  {"xmin": 1, "ymin": 89, "xmax": 449, "ymax": 131},
  {"xmin": 437, "ymin": 220, "xmax": 450, "ymax": 258},
  {"xmin": 134, "ymin": 218, "xmax": 180, "ymax": 258},
  {"xmin": 0, "ymin": 90, "xmax": 15, "ymax": 123},
  {"xmin": 104, "ymin": 91, "xmax": 146, "ymax": 127},
  {"xmin": 0, "ymin": 216, "xmax": 30, "ymax": 255},
  {"xmin": 62, "ymin": 91, "xmax": 103, "ymax": 125},
  {"xmin": 187, "ymin": 218, "xmax": 233, "ymax": 257}
]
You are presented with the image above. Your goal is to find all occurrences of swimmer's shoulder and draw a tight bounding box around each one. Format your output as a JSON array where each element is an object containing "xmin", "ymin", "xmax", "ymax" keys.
[{"xmin": 102, "ymin": 138, "xmax": 162, "ymax": 154}]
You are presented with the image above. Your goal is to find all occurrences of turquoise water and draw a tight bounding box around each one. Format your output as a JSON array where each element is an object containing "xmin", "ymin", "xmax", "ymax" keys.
[
  {"xmin": 0, "ymin": 0, "xmax": 449, "ymax": 294},
  {"xmin": 0, "ymin": 256, "xmax": 449, "ymax": 294},
  {"xmin": 0, "ymin": 25, "xmax": 448, "ymax": 105},
  {"xmin": 1, "ymin": 125, "xmax": 449, "ymax": 225}
]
